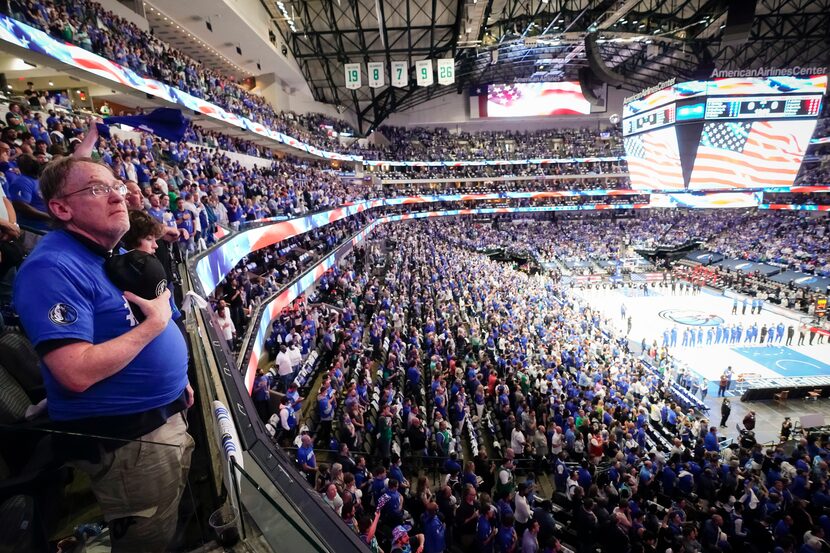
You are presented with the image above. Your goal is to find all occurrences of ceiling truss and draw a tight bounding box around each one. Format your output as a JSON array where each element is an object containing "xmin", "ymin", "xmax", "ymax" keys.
[{"xmin": 258, "ymin": 0, "xmax": 830, "ymax": 132}]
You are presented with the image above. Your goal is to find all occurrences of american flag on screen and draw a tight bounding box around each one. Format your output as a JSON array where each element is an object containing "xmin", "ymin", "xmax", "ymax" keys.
[
  {"xmin": 689, "ymin": 120, "xmax": 816, "ymax": 189},
  {"xmin": 485, "ymin": 82, "xmax": 592, "ymax": 117},
  {"xmin": 489, "ymin": 85, "xmax": 521, "ymax": 107},
  {"xmin": 624, "ymin": 128, "xmax": 685, "ymax": 190}
]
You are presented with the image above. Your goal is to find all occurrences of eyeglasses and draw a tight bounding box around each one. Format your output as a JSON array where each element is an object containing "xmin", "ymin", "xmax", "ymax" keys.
[{"xmin": 62, "ymin": 182, "xmax": 127, "ymax": 199}]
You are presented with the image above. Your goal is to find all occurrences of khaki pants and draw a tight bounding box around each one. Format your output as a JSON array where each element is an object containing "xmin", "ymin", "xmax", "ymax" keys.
[{"xmin": 70, "ymin": 413, "xmax": 195, "ymax": 553}]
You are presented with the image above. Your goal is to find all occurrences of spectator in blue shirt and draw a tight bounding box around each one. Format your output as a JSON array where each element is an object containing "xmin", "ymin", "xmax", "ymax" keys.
[
  {"xmin": 496, "ymin": 513, "xmax": 518, "ymax": 553},
  {"xmin": 389, "ymin": 454, "xmax": 409, "ymax": 492},
  {"xmin": 252, "ymin": 368, "xmax": 271, "ymax": 423},
  {"xmin": 296, "ymin": 433, "xmax": 317, "ymax": 485},
  {"xmin": 421, "ymin": 502, "xmax": 446, "ymax": 553},
  {"xmin": 477, "ymin": 506, "xmax": 498, "ymax": 553},
  {"xmin": 9, "ymin": 154, "xmax": 50, "ymax": 231},
  {"xmin": 705, "ymin": 427, "xmax": 720, "ymax": 452}
]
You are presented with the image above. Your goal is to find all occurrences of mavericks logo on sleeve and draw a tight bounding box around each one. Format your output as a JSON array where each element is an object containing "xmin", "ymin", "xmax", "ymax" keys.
[{"xmin": 48, "ymin": 303, "xmax": 78, "ymax": 325}]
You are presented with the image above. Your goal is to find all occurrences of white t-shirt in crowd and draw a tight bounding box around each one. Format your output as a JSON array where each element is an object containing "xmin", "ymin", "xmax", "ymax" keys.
[
  {"xmin": 216, "ymin": 311, "xmax": 235, "ymax": 340},
  {"xmin": 288, "ymin": 345, "xmax": 302, "ymax": 368},
  {"xmin": 276, "ymin": 351, "xmax": 293, "ymax": 376}
]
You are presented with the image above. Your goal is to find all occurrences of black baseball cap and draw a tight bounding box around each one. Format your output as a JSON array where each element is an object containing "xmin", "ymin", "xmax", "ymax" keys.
[{"xmin": 104, "ymin": 250, "xmax": 168, "ymax": 322}]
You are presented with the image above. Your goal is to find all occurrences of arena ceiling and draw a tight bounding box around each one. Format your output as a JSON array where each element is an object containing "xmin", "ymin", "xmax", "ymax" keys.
[{"xmin": 260, "ymin": 0, "xmax": 830, "ymax": 133}]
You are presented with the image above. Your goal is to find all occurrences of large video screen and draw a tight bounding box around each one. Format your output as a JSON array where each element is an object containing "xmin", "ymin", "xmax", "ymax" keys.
[
  {"xmin": 624, "ymin": 127, "xmax": 685, "ymax": 190},
  {"xmin": 688, "ymin": 120, "xmax": 818, "ymax": 189},
  {"xmin": 623, "ymin": 73, "xmax": 828, "ymax": 118},
  {"xmin": 486, "ymin": 82, "xmax": 592, "ymax": 117}
]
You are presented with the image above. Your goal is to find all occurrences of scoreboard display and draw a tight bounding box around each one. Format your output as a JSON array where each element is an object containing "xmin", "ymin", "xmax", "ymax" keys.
[
  {"xmin": 623, "ymin": 103, "xmax": 676, "ymax": 135},
  {"xmin": 622, "ymin": 73, "xmax": 827, "ymax": 191}
]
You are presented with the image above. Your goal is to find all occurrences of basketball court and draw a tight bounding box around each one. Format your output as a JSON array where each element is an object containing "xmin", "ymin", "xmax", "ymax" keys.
[{"xmin": 575, "ymin": 284, "xmax": 830, "ymax": 385}]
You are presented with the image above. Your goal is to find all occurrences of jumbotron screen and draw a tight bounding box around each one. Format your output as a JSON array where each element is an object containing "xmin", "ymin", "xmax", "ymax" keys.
[
  {"xmin": 625, "ymin": 126, "xmax": 685, "ymax": 190},
  {"xmin": 486, "ymin": 82, "xmax": 592, "ymax": 117},
  {"xmin": 688, "ymin": 119, "xmax": 817, "ymax": 189},
  {"xmin": 622, "ymin": 72, "xmax": 827, "ymax": 191}
]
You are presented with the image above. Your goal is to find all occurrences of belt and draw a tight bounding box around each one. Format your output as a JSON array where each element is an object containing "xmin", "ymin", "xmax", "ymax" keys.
[{"xmin": 50, "ymin": 391, "xmax": 189, "ymax": 463}]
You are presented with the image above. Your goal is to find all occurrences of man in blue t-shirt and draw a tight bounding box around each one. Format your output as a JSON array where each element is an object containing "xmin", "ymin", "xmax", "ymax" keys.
[
  {"xmin": 9, "ymin": 154, "xmax": 51, "ymax": 231},
  {"xmin": 14, "ymin": 156, "xmax": 193, "ymax": 553},
  {"xmin": 296, "ymin": 433, "xmax": 318, "ymax": 484},
  {"xmin": 476, "ymin": 505, "xmax": 498, "ymax": 553}
]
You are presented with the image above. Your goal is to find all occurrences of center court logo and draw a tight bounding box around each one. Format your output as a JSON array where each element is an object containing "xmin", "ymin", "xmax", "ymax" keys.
[{"xmin": 658, "ymin": 309, "xmax": 725, "ymax": 327}]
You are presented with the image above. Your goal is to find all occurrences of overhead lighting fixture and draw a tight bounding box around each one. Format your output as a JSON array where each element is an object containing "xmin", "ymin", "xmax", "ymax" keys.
[{"xmin": 48, "ymin": 81, "xmax": 54, "ymax": 86}]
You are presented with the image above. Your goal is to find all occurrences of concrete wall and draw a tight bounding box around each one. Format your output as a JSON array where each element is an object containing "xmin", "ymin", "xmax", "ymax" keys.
[
  {"xmin": 96, "ymin": 0, "xmax": 150, "ymax": 31},
  {"xmin": 384, "ymin": 86, "xmax": 626, "ymax": 131},
  {"xmin": 251, "ymin": 73, "xmax": 287, "ymax": 113}
]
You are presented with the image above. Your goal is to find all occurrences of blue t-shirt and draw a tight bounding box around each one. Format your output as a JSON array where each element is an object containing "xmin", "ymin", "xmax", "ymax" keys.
[
  {"xmin": 297, "ymin": 445, "xmax": 316, "ymax": 469},
  {"xmin": 477, "ymin": 515, "xmax": 494, "ymax": 553},
  {"xmin": 13, "ymin": 230, "xmax": 189, "ymax": 421},
  {"xmin": 253, "ymin": 375, "xmax": 270, "ymax": 401},
  {"xmin": 9, "ymin": 174, "xmax": 49, "ymax": 231}
]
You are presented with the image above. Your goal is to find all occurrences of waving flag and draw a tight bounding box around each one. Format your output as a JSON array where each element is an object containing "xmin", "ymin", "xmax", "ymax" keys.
[
  {"xmin": 485, "ymin": 82, "xmax": 592, "ymax": 117},
  {"xmin": 689, "ymin": 120, "xmax": 817, "ymax": 189},
  {"xmin": 624, "ymin": 127, "xmax": 685, "ymax": 190}
]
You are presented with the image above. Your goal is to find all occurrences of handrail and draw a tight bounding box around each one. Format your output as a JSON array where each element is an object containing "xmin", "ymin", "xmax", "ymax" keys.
[
  {"xmin": 182, "ymin": 251, "xmax": 368, "ymax": 552},
  {"xmin": 235, "ymin": 225, "xmax": 367, "ymax": 371},
  {"xmin": 229, "ymin": 457, "xmax": 329, "ymax": 553}
]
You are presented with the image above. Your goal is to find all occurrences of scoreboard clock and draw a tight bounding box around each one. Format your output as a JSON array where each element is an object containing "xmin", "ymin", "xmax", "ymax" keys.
[{"xmin": 623, "ymin": 103, "xmax": 676, "ymax": 136}]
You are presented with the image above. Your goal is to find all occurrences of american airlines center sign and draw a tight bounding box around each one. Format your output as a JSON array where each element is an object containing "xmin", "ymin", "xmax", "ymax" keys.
[{"xmin": 710, "ymin": 66, "xmax": 827, "ymax": 79}]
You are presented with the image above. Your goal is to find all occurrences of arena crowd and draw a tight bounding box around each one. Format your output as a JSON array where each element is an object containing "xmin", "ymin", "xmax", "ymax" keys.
[{"xmin": 255, "ymin": 219, "xmax": 830, "ymax": 553}]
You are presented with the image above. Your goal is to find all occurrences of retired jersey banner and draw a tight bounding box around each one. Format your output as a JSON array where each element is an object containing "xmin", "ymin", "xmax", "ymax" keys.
[
  {"xmin": 367, "ymin": 62, "xmax": 384, "ymax": 88},
  {"xmin": 345, "ymin": 63, "xmax": 362, "ymax": 89},
  {"xmin": 391, "ymin": 61, "xmax": 408, "ymax": 87},
  {"xmin": 437, "ymin": 58, "xmax": 455, "ymax": 85},
  {"xmin": 415, "ymin": 60, "xmax": 434, "ymax": 87}
]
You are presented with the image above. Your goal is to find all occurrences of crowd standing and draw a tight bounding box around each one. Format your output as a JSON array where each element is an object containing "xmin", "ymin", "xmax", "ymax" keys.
[
  {"xmin": 250, "ymin": 219, "xmax": 830, "ymax": 553},
  {"xmin": 5, "ymin": 0, "xmax": 358, "ymax": 152}
]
